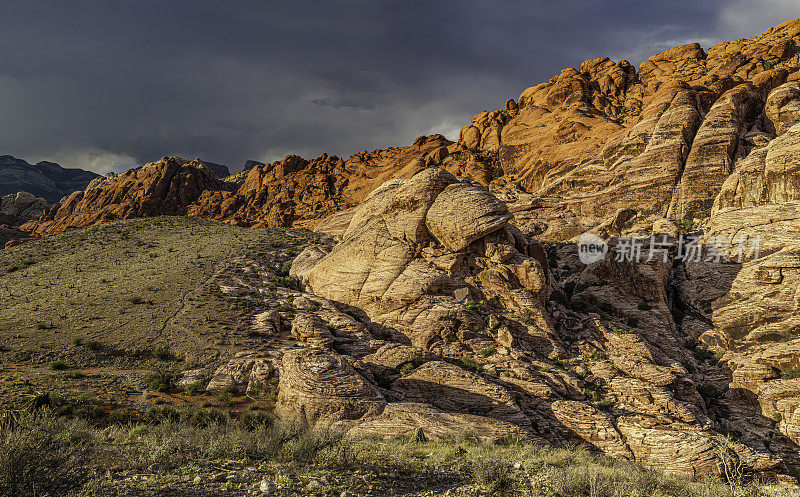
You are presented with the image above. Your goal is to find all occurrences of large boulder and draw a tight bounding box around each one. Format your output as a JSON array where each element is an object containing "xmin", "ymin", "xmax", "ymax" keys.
[
  {"xmin": 392, "ymin": 360, "xmax": 530, "ymax": 427},
  {"xmin": 275, "ymin": 348, "xmax": 386, "ymax": 423},
  {"xmin": 765, "ymin": 82, "xmax": 800, "ymax": 136},
  {"xmin": 301, "ymin": 167, "xmax": 550, "ymax": 351},
  {"xmin": 426, "ymin": 182, "xmax": 512, "ymax": 252},
  {"xmin": 0, "ymin": 192, "xmax": 48, "ymax": 226}
]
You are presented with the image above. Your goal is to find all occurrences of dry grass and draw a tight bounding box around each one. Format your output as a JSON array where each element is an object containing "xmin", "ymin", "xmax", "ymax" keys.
[{"xmin": 0, "ymin": 409, "xmax": 773, "ymax": 497}]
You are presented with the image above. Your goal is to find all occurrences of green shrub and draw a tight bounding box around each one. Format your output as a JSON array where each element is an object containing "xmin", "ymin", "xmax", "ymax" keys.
[
  {"xmin": 276, "ymin": 303, "xmax": 294, "ymax": 313},
  {"xmin": 217, "ymin": 391, "xmax": 233, "ymax": 407},
  {"xmin": 145, "ymin": 406, "xmax": 180, "ymax": 424},
  {"xmin": 0, "ymin": 414, "xmax": 92, "ymax": 495},
  {"xmin": 607, "ymin": 324, "xmax": 633, "ymax": 335},
  {"xmin": 152, "ymin": 346, "xmax": 175, "ymax": 362},
  {"xmin": 184, "ymin": 381, "xmax": 205, "ymax": 396},
  {"xmin": 143, "ymin": 370, "xmax": 173, "ymax": 392},
  {"xmin": 79, "ymin": 339, "xmax": 103, "ymax": 351},
  {"xmin": 269, "ymin": 276, "xmax": 301, "ymax": 290},
  {"xmin": 519, "ymin": 312, "xmax": 535, "ymax": 325},
  {"xmin": 597, "ymin": 398, "xmax": 614, "ymax": 410},
  {"xmin": 465, "ymin": 299, "xmax": 487, "ymax": 312},
  {"xmin": 399, "ymin": 363, "xmax": 416, "ymax": 377},
  {"xmin": 459, "ymin": 357, "xmax": 481, "ymax": 374},
  {"xmin": 128, "ymin": 425, "xmax": 150, "ymax": 438},
  {"xmin": 491, "ymin": 166, "xmax": 504, "ymax": 180},
  {"xmin": 47, "ymin": 360, "xmax": 69, "ymax": 371},
  {"xmin": 782, "ymin": 368, "xmax": 800, "ymax": 379},
  {"xmin": 693, "ymin": 347, "xmax": 722, "ymax": 365},
  {"xmin": 190, "ymin": 409, "xmax": 229, "ymax": 428}
]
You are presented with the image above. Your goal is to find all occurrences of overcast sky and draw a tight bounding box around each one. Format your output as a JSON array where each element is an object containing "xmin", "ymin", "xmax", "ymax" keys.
[{"xmin": 0, "ymin": 1, "xmax": 797, "ymax": 174}]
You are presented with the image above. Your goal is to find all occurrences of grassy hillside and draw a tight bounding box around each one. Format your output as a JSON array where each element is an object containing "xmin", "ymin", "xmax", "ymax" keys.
[{"xmin": 0, "ymin": 216, "xmax": 315, "ymax": 407}]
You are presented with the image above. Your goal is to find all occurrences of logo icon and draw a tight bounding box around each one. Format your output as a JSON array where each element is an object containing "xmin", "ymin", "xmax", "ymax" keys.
[{"xmin": 578, "ymin": 233, "xmax": 608, "ymax": 265}]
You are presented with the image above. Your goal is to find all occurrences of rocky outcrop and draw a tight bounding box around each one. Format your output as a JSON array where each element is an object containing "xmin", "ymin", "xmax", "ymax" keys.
[
  {"xmin": 29, "ymin": 157, "xmax": 223, "ymax": 236},
  {"xmin": 302, "ymin": 168, "xmax": 551, "ymax": 354},
  {"xmin": 25, "ymin": 135, "xmax": 456, "ymax": 237},
  {"xmin": 344, "ymin": 402, "xmax": 522, "ymax": 441},
  {"xmin": 765, "ymin": 81, "xmax": 800, "ymax": 135},
  {"xmin": 0, "ymin": 155, "xmax": 99, "ymax": 203},
  {"xmin": 393, "ymin": 361, "xmax": 530, "ymax": 426},
  {"xmin": 0, "ymin": 192, "xmax": 48, "ymax": 226},
  {"xmin": 195, "ymin": 160, "xmax": 230, "ymax": 179},
  {"xmin": 188, "ymin": 135, "xmax": 455, "ymax": 230},
  {"xmin": 454, "ymin": 19, "xmax": 800, "ymax": 238},
  {"xmin": 275, "ymin": 348, "xmax": 386, "ymax": 424},
  {"xmin": 284, "ymin": 167, "xmax": 787, "ymax": 477},
  {"xmin": 667, "ymin": 84, "xmax": 762, "ymax": 221},
  {"xmin": 20, "ymin": 22, "xmax": 800, "ymax": 243},
  {"xmin": 206, "ymin": 351, "xmax": 275, "ymax": 395},
  {"xmin": 13, "ymin": 19, "xmax": 800, "ymax": 480}
]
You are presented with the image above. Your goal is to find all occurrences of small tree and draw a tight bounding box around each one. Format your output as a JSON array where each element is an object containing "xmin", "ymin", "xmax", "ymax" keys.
[{"xmin": 715, "ymin": 435, "xmax": 744, "ymax": 495}]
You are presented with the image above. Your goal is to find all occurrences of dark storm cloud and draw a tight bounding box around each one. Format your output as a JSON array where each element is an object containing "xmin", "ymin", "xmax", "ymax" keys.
[{"xmin": 0, "ymin": 0, "xmax": 795, "ymax": 173}]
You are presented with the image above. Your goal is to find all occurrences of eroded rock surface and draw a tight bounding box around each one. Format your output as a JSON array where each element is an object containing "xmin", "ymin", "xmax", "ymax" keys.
[
  {"xmin": 30, "ymin": 157, "xmax": 223, "ymax": 236},
  {"xmin": 275, "ymin": 348, "xmax": 386, "ymax": 424},
  {"xmin": 0, "ymin": 192, "xmax": 48, "ymax": 226},
  {"xmin": 283, "ymin": 167, "xmax": 788, "ymax": 477}
]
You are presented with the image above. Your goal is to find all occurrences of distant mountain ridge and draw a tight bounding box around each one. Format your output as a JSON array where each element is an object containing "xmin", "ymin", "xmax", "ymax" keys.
[{"xmin": 0, "ymin": 155, "xmax": 100, "ymax": 203}]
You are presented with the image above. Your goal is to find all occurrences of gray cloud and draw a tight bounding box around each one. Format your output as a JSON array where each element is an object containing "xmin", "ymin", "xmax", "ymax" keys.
[{"xmin": 0, "ymin": 1, "xmax": 794, "ymax": 174}]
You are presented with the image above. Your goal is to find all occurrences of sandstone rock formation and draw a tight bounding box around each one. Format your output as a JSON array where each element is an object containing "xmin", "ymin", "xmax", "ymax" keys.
[
  {"xmin": 29, "ymin": 157, "xmax": 223, "ymax": 236},
  {"xmin": 28, "ymin": 135, "xmax": 460, "ymax": 236},
  {"xmin": 275, "ymin": 348, "xmax": 387, "ymax": 424},
  {"xmin": 205, "ymin": 351, "xmax": 275, "ymax": 395},
  {"xmin": 0, "ymin": 192, "xmax": 48, "ymax": 226},
  {"xmin": 280, "ymin": 167, "xmax": 787, "ymax": 477},
  {"xmin": 16, "ymin": 19, "xmax": 800, "ymax": 243},
  {"xmin": 454, "ymin": 19, "xmax": 800, "ymax": 239}
]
